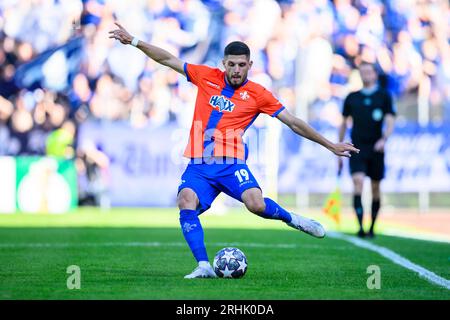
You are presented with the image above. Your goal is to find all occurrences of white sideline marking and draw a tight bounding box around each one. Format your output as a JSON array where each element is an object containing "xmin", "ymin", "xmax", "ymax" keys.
[{"xmin": 328, "ymin": 232, "xmax": 450, "ymax": 290}]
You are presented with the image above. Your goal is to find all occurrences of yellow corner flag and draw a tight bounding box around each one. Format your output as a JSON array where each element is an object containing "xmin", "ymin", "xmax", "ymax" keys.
[
  {"xmin": 323, "ymin": 187, "xmax": 341, "ymax": 224},
  {"xmin": 323, "ymin": 168, "xmax": 343, "ymax": 225}
]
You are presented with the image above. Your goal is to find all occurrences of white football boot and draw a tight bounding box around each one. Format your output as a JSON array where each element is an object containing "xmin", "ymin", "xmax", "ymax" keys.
[
  {"xmin": 287, "ymin": 213, "xmax": 326, "ymax": 238},
  {"xmin": 184, "ymin": 264, "xmax": 217, "ymax": 279}
]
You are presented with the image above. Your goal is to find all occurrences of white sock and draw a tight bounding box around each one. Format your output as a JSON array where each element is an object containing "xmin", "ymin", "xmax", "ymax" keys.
[
  {"xmin": 289, "ymin": 213, "xmax": 298, "ymax": 224},
  {"xmin": 198, "ymin": 261, "xmax": 210, "ymax": 268}
]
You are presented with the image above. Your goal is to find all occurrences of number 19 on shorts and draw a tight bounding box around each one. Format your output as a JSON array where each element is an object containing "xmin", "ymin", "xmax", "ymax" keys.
[{"xmin": 235, "ymin": 169, "xmax": 250, "ymax": 183}]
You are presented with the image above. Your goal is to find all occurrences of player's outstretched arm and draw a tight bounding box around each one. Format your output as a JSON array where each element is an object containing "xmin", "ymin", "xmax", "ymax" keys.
[
  {"xmin": 276, "ymin": 109, "xmax": 359, "ymax": 157},
  {"xmin": 109, "ymin": 22, "xmax": 185, "ymax": 75}
]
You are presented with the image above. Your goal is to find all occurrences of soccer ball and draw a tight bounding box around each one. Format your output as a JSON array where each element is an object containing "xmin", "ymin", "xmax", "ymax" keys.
[{"xmin": 213, "ymin": 247, "xmax": 248, "ymax": 278}]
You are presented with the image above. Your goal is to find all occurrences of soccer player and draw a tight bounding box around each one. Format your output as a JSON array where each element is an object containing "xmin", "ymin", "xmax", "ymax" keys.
[
  {"xmin": 109, "ymin": 23, "xmax": 359, "ymax": 278},
  {"xmin": 338, "ymin": 62, "xmax": 396, "ymax": 238}
]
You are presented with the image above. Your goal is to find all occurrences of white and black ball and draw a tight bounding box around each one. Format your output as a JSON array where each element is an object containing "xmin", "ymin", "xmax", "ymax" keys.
[{"xmin": 213, "ymin": 247, "xmax": 248, "ymax": 278}]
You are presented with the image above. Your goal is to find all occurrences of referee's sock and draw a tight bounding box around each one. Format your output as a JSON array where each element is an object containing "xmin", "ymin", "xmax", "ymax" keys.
[
  {"xmin": 369, "ymin": 199, "xmax": 380, "ymax": 233},
  {"xmin": 353, "ymin": 195, "xmax": 364, "ymax": 231},
  {"xmin": 261, "ymin": 198, "xmax": 293, "ymax": 223},
  {"xmin": 179, "ymin": 209, "xmax": 209, "ymax": 263}
]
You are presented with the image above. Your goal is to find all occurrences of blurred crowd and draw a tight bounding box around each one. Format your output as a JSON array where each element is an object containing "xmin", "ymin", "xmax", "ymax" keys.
[{"xmin": 0, "ymin": 0, "xmax": 449, "ymax": 203}]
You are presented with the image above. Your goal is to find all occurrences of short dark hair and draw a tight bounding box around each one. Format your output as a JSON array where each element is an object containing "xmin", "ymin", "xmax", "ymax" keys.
[{"xmin": 224, "ymin": 41, "xmax": 250, "ymax": 58}]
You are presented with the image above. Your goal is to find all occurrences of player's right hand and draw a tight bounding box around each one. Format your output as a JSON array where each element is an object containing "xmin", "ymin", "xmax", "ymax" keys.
[{"xmin": 108, "ymin": 22, "xmax": 133, "ymax": 45}]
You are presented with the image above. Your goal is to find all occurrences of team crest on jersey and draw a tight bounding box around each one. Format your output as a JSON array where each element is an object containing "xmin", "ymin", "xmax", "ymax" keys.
[
  {"xmin": 372, "ymin": 108, "xmax": 383, "ymax": 121},
  {"xmin": 240, "ymin": 91, "xmax": 250, "ymax": 100},
  {"xmin": 209, "ymin": 95, "xmax": 235, "ymax": 112}
]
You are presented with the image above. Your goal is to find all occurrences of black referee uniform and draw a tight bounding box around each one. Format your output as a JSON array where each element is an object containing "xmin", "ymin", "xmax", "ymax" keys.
[{"xmin": 342, "ymin": 87, "xmax": 395, "ymax": 180}]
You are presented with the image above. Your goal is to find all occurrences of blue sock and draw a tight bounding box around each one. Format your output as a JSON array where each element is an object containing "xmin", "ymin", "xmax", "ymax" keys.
[
  {"xmin": 179, "ymin": 209, "xmax": 208, "ymax": 262},
  {"xmin": 261, "ymin": 198, "xmax": 292, "ymax": 223}
]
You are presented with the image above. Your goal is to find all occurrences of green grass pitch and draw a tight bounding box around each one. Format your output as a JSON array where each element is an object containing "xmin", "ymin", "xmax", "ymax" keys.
[{"xmin": 0, "ymin": 208, "xmax": 449, "ymax": 299}]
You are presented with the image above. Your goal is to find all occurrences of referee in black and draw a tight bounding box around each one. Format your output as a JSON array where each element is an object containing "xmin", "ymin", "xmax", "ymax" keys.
[{"xmin": 338, "ymin": 62, "xmax": 396, "ymax": 238}]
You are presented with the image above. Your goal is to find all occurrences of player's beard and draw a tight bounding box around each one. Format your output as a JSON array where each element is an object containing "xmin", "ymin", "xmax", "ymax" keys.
[{"xmin": 226, "ymin": 74, "xmax": 246, "ymax": 89}]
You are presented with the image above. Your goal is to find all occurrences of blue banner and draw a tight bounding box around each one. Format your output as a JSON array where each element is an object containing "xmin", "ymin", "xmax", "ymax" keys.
[
  {"xmin": 14, "ymin": 36, "xmax": 85, "ymax": 92},
  {"xmin": 278, "ymin": 122, "xmax": 450, "ymax": 193},
  {"xmin": 78, "ymin": 121, "xmax": 187, "ymax": 206}
]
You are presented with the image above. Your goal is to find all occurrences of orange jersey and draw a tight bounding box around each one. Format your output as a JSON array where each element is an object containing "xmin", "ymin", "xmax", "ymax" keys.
[{"xmin": 183, "ymin": 63, "xmax": 285, "ymax": 161}]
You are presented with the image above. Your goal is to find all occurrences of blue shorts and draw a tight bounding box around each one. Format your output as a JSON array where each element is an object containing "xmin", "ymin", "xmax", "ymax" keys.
[{"xmin": 178, "ymin": 159, "xmax": 261, "ymax": 214}]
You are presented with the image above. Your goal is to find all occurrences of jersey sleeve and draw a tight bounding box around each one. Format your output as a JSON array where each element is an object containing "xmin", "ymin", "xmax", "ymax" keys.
[
  {"xmin": 342, "ymin": 94, "xmax": 352, "ymax": 117},
  {"xmin": 257, "ymin": 88, "xmax": 285, "ymax": 117},
  {"xmin": 384, "ymin": 91, "xmax": 396, "ymax": 116},
  {"xmin": 184, "ymin": 63, "xmax": 212, "ymax": 86}
]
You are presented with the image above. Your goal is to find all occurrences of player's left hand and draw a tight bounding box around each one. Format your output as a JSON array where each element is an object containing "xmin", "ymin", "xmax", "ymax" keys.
[
  {"xmin": 374, "ymin": 138, "xmax": 386, "ymax": 152},
  {"xmin": 331, "ymin": 142, "xmax": 359, "ymax": 158}
]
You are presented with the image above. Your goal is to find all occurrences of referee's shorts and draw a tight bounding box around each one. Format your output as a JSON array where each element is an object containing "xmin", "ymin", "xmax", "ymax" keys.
[{"xmin": 349, "ymin": 143, "xmax": 385, "ymax": 181}]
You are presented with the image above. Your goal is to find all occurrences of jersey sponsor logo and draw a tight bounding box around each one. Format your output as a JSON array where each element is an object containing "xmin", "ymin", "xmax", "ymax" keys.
[
  {"xmin": 206, "ymin": 81, "xmax": 221, "ymax": 89},
  {"xmin": 209, "ymin": 95, "xmax": 235, "ymax": 112}
]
